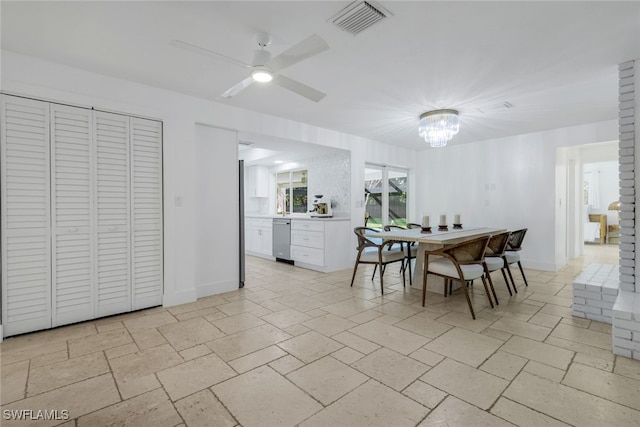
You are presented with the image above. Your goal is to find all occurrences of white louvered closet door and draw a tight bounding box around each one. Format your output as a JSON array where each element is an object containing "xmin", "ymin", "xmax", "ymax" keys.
[
  {"xmin": 130, "ymin": 118, "xmax": 163, "ymax": 309},
  {"xmin": 50, "ymin": 104, "xmax": 95, "ymax": 327},
  {"xmin": 1, "ymin": 96, "xmax": 52, "ymax": 335},
  {"xmin": 94, "ymin": 112, "xmax": 131, "ymax": 316}
]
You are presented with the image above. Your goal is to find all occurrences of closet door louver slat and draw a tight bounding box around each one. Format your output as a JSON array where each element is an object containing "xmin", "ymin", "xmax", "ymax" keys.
[
  {"xmin": 50, "ymin": 104, "xmax": 94, "ymax": 326},
  {"xmin": 95, "ymin": 112, "xmax": 131, "ymax": 316},
  {"xmin": 1, "ymin": 96, "xmax": 52, "ymax": 335},
  {"xmin": 131, "ymin": 118, "xmax": 163, "ymax": 309}
]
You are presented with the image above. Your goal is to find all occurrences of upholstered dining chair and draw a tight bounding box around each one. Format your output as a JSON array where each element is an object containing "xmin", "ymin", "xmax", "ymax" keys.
[
  {"xmin": 350, "ymin": 227, "xmax": 406, "ymax": 294},
  {"xmin": 483, "ymin": 231, "xmax": 512, "ymax": 298},
  {"xmin": 383, "ymin": 224, "xmax": 418, "ymax": 286},
  {"xmin": 422, "ymin": 235, "xmax": 493, "ymax": 319},
  {"xmin": 405, "ymin": 223, "xmax": 422, "ymax": 285},
  {"xmin": 503, "ymin": 228, "xmax": 529, "ymax": 289}
]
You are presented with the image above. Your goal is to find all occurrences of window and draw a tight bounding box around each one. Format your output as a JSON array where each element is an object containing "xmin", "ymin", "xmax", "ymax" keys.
[
  {"xmin": 276, "ymin": 169, "xmax": 308, "ymax": 214},
  {"xmin": 364, "ymin": 165, "xmax": 408, "ymax": 228}
]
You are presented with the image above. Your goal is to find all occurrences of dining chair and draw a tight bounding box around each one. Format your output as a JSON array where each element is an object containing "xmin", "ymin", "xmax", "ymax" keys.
[
  {"xmin": 483, "ymin": 231, "xmax": 512, "ymax": 298},
  {"xmin": 503, "ymin": 228, "xmax": 529, "ymax": 289},
  {"xmin": 383, "ymin": 224, "xmax": 418, "ymax": 286},
  {"xmin": 405, "ymin": 223, "xmax": 422, "ymax": 285},
  {"xmin": 350, "ymin": 227, "xmax": 406, "ymax": 294},
  {"xmin": 422, "ymin": 235, "xmax": 493, "ymax": 319}
]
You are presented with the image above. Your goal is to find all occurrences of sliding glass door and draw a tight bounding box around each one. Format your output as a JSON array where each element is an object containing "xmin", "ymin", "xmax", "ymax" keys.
[
  {"xmin": 364, "ymin": 164, "xmax": 408, "ymax": 228},
  {"xmin": 388, "ymin": 168, "xmax": 408, "ymax": 227}
]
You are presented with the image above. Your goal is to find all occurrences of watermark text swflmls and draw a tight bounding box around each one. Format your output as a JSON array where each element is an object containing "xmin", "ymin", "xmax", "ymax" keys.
[{"xmin": 3, "ymin": 409, "xmax": 70, "ymax": 421}]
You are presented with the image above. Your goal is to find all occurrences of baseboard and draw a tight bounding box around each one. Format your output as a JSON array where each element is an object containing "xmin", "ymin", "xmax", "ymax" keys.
[
  {"xmin": 520, "ymin": 259, "xmax": 559, "ymax": 272},
  {"xmin": 162, "ymin": 288, "xmax": 198, "ymax": 308},
  {"xmin": 197, "ymin": 279, "xmax": 238, "ymax": 298}
]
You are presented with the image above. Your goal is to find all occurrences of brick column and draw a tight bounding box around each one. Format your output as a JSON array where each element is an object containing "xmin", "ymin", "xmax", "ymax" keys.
[
  {"xmin": 619, "ymin": 60, "xmax": 636, "ymax": 292},
  {"xmin": 612, "ymin": 59, "xmax": 640, "ymax": 359}
]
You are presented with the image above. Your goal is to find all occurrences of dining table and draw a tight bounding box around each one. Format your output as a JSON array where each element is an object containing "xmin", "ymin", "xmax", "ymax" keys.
[{"xmin": 376, "ymin": 226, "xmax": 506, "ymax": 287}]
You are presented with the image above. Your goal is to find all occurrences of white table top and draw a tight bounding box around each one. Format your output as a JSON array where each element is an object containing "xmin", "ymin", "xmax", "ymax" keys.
[{"xmin": 376, "ymin": 226, "xmax": 506, "ymax": 246}]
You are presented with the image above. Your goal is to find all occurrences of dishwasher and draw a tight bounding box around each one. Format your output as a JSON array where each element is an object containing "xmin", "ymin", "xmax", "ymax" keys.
[{"xmin": 272, "ymin": 218, "xmax": 293, "ymax": 264}]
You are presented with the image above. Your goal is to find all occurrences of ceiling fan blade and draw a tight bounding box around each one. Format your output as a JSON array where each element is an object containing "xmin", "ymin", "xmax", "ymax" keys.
[
  {"xmin": 219, "ymin": 77, "xmax": 255, "ymax": 99},
  {"xmin": 170, "ymin": 40, "xmax": 251, "ymax": 68},
  {"xmin": 267, "ymin": 34, "xmax": 329, "ymax": 73},
  {"xmin": 273, "ymin": 75, "xmax": 326, "ymax": 103}
]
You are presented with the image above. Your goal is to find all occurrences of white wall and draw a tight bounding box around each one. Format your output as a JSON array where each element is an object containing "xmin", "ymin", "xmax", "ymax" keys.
[
  {"xmin": 2, "ymin": 50, "xmax": 417, "ymax": 305},
  {"xmin": 195, "ymin": 125, "xmax": 239, "ymax": 297},
  {"xmin": 416, "ymin": 120, "xmax": 618, "ymax": 271},
  {"xmin": 556, "ymin": 148, "xmax": 568, "ymax": 267}
]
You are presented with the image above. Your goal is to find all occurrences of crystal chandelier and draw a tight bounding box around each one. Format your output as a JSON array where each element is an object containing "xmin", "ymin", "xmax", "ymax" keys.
[{"xmin": 418, "ymin": 109, "xmax": 459, "ymax": 148}]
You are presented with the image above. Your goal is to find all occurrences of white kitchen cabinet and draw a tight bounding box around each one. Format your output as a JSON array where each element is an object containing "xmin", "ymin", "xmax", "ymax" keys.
[
  {"xmin": 246, "ymin": 165, "xmax": 269, "ymax": 198},
  {"xmin": 290, "ymin": 219, "xmax": 351, "ymax": 272},
  {"xmin": 245, "ymin": 217, "xmax": 273, "ymax": 258}
]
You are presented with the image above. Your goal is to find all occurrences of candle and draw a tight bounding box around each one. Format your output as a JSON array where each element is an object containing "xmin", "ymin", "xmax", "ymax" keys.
[
  {"xmin": 440, "ymin": 214, "xmax": 446, "ymax": 226},
  {"xmin": 422, "ymin": 215, "xmax": 430, "ymax": 227},
  {"xmin": 454, "ymin": 214, "xmax": 461, "ymax": 224}
]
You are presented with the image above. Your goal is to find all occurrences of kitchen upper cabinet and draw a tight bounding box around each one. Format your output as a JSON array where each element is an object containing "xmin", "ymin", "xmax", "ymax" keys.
[{"xmin": 246, "ymin": 165, "xmax": 269, "ymax": 198}]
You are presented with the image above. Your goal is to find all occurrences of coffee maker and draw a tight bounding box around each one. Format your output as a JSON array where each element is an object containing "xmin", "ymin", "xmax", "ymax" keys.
[{"xmin": 310, "ymin": 195, "xmax": 333, "ymax": 218}]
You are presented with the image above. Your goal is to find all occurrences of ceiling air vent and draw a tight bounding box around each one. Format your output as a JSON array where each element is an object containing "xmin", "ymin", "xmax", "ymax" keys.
[{"xmin": 329, "ymin": 1, "xmax": 391, "ymax": 36}]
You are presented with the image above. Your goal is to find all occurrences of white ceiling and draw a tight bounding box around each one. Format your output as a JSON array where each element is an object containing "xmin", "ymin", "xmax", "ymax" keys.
[{"xmin": 2, "ymin": 1, "xmax": 639, "ymax": 150}]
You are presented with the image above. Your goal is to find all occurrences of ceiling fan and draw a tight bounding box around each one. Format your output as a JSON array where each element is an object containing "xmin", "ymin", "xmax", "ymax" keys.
[{"xmin": 171, "ymin": 32, "xmax": 329, "ymax": 102}]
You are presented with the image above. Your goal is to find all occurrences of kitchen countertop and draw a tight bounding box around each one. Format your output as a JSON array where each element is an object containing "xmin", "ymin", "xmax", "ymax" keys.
[{"xmin": 245, "ymin": 214, "xmax": 350, "ymax": 221}]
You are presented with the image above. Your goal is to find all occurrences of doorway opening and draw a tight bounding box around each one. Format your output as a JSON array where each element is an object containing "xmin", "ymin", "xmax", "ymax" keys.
[{"xmin": 563, "ymin": 141, "xmax": 619, "ymax": 265}]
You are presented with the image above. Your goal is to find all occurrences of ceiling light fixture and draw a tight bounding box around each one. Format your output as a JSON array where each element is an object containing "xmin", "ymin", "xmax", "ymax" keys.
[
  {"xmin": 251, "ymin": 68, "xmax": 273, "ymax": 82},
  {"xmin": 418, "ymin": 109, "xmax": 459, "ymax": 148}
]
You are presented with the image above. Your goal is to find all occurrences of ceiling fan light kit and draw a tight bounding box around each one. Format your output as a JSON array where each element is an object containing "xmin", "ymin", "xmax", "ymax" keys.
[
  {"xmin": 172, "ymin": 32, "xmax": 329, "ymax": 102},
  {"xmin": 251, "ymin": 69, "xmax": 273, "ymax": 82},
  {"xmin": 418, "ymin": 109, "xmax": 460, "ymax": 148}
]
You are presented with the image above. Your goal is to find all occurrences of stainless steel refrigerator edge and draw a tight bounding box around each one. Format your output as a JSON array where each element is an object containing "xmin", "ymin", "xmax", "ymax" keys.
[{"xmin": 238, "ymin": 160, "xmax": 245, "ymax": 288}]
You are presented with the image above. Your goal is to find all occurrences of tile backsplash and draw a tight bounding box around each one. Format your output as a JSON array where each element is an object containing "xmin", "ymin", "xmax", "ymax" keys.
[{"xmin": 271, "ymin": 151, "xmax": 351, "ymax": 217}]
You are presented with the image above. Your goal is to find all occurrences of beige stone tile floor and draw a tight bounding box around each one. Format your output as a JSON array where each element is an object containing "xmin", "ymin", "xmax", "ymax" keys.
[{"xmin": 2, "ymin": 244, "xmax": 639, "ymax": 426}]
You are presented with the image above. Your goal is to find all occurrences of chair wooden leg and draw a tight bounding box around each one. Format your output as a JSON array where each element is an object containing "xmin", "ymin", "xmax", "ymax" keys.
[
  {"xmin": 482, "ymin": 264, "xmax": 499, "ymax": 306},
  {"xmin": 449, "ymin": 280, "xmax": 453, "ymax": 296},
  {"xmin": 480, "ymin": 276, "xmax": 494, "ymax": 308},
  {"xmin": 517, "ymin": 261, "xmax": 529, "ymax": 286},
  {"xmin": 350, "ymin": 254, "xmax": 361, "ymax": 287},
  {"xmin": 461, "ymin": 286, "xmax": 476, "ymax": 319},
  {"xmin": 443, "ymin": 279, "xmax": 448, "ymax": 297},
  {"xmin": 378, "ymin": 252, "xmax": 384, "ymax": 295},
  {"xmin": 371, "ymin": 264, "xmax": 377, "ymax": 281},
  {"xmin": 407, "ymin": 256, "xmax": 413, "ymax": 286},
  {"xmin": 504, "ymin": 263, "xmax": 518, "ymax": 293},
  {"xmin": 500, "ymin": 268, "xmax": 513, "ymax": 296},
  {"xmin": 401, "ymin": 259, "xmax": 406, "ymax": 287}
]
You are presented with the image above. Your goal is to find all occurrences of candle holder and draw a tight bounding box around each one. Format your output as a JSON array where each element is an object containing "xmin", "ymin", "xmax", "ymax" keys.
[
  {"xmin": 421, "ymin": 227, "xmax": 432, "ymax": 233},
  {"xmin": 453, "ymin": 224, "xmax": 463, "ymax": 229},
  {"xmin": 438, "ymin": 225, "xmax": 448, "ymax": 231}
]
